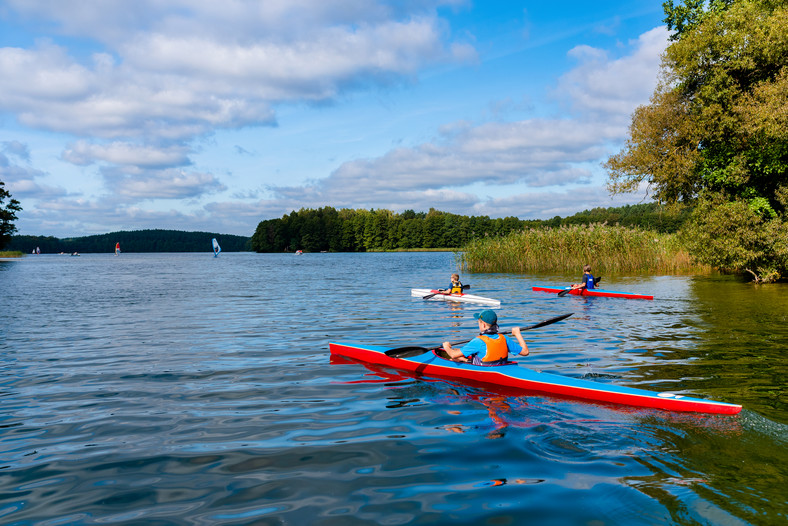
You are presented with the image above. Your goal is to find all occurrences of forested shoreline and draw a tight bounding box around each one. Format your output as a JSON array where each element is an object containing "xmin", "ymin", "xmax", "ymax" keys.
[
  {"xmin": 8, "ymin": 229, "xmax": 252, "ymax": 254},
  {"xmin": 250, "ymin": 203, "xmax": 688, "ymax": 253}
]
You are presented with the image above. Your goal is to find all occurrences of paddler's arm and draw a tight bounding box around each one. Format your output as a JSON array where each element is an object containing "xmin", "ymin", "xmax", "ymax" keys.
[
  {"xmin": 442, "ymin": 342, "xmax": 469, "ymax": 362},
  {"xmin": 511, "ymin": 327, "xmax": 529, "ymax": 357}
]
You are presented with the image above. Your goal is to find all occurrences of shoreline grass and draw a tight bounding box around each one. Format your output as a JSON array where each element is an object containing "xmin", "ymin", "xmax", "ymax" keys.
[
  {"xmin": 0, "ymin": 251, "xmax": 24, "ymax": 258},
  {"xmin": 459, "ymin": 224, "xmax": 711, "ymax": 275}
]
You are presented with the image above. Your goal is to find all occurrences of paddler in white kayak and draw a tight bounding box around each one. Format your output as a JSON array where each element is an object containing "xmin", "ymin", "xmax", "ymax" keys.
[
  {"xmin": 438, "ymin": 273, "xmax": 464, "ymax": 294},
  {"xmin": 442, "ymin": 309, "xmax": 530, "ymax": 365}
]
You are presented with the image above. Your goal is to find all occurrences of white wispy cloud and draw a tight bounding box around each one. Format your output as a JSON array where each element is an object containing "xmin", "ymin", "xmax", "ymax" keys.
[{"xmin": 263, "ymin": 27, "xmax": 668, "ymax": 213}]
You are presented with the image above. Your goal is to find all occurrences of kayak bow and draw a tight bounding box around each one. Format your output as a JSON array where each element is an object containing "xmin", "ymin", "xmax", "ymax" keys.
[
  {"xmin": 329, "ymin": 342, "xmax": 741, "ymax": 415},
  {"xmin": 533, "ymin": 286, "xmax": 653, "ymax": 300}
]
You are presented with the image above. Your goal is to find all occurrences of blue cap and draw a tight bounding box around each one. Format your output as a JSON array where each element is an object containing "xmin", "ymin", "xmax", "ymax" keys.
[{"xmin": 474, "ymin": 309, "xmax": 497, "ymax": 325}]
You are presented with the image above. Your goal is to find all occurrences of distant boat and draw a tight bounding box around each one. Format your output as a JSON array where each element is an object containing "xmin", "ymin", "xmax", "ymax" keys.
[
  {"xmin": 115, "ymin": 242, "xmax": 121, "ymax": 256},
  {"xmin": 212, "ymin": 238, "xmax": 221, "ymax": 257},
  {"xmin": 295, "ymin": 249, "xmax": 303, "ymax": 255}
]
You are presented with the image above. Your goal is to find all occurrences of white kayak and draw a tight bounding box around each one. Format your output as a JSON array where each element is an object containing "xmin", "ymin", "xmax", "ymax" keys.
[{"xmin": 411, "ymin": 288, "xmax": 501, "ymax": 306}]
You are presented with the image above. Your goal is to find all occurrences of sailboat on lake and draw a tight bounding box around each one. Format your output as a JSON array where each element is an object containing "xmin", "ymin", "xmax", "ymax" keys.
[{"xmin": 212, "ymin": 238, "xmax": 221, "ymax": 257}]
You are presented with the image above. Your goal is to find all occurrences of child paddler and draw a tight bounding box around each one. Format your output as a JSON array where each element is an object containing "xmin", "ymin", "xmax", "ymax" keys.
[
  {"xmin": 571, "ymin": 264, "xmax": 596, "ymax": 291},
  {"xmin": 442, "ymin": 309, "xmax": 529, "ymax": 365},
  {"xmin": 439, "ymin": 273, "xmax": 463, "ymax": 294}
]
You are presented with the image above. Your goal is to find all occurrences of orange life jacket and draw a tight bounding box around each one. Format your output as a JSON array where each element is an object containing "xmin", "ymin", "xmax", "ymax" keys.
[{"xmin": 478, "ymin": 334, "xmax": 509, "ymax": 362}]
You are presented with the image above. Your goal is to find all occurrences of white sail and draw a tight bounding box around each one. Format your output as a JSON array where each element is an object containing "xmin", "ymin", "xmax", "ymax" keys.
[{"xmin": 212, "ymin": 238, "xmax": 221, "ymax": 257}]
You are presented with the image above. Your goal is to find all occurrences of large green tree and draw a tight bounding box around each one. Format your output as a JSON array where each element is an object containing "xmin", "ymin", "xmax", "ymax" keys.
[
  {"xmin": 605, "ymin": 0, "xmax": 788, "ymax": 281},
  {"xmin": 0, "ymin": 180, "xmax": 23, "ymax": 250}
]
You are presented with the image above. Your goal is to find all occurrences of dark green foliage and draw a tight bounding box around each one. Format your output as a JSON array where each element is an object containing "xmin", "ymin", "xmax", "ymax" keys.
[
  {"xmin": 609, "ymin": 0, "xmax": 788, "ymax": 281},
  {"xmin": 7, "ymin": 229, "xmax": 252, "ymax": 254},
  {"xmin": 249, "ymin": 203, "xmax": 690, "ymax": 252},
  {"xmin": 0, "ymin": 180, "xmax": 23, "ymax": 250},
  {"xmin": 663, "ymin": 0, "xmax": 735, "ymax": 40}
]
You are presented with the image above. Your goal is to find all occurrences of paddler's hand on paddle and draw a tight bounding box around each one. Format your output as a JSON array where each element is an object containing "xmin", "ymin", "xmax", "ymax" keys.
[
  {"xmin": 442, "ymin": 342, "xmax": 469, "ymax": 362},
  {"xmin": 511, "ymin": 327, "xmax": 530, "ymax": 357}
]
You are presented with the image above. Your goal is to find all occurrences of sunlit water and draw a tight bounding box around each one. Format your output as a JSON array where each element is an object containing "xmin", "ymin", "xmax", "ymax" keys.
[{"xmin": 1, "ymin": 252, "xmax": 786, "ymax": 525}]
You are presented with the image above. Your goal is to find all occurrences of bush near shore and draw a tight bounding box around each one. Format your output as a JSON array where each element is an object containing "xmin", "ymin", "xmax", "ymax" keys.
[{"xmin": 460, "ymin": 224, "xmax": 711, "ymax": 275}]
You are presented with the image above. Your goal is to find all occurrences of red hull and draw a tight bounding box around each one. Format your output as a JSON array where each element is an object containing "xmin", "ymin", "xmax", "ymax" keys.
[
  {"xmin": 330, "ymin": 342, "xmax": 742, "ymax": 415},
  {"xmin": 532, "ymin": 286, "xmax": 653, "ymax": 300}
]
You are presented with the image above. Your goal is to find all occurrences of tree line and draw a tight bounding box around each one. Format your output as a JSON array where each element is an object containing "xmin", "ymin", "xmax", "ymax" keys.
[
  {"xmin": 7, "ymin": 229, "xmax": 252, "ymax": 254},
  {"xmin": 250, "ymin": 204, "xmax": 689, "ymax": 252}
]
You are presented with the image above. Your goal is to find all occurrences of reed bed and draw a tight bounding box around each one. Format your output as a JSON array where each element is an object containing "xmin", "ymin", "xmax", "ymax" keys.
[{"xmin": 460, "ymin": 224, "xmax": 711, "ymax": 275}]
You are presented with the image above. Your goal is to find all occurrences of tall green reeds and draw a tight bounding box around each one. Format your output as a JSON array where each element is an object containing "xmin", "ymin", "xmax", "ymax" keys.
[{"xmin": 459, "ymin": 224, "xmax": 710, "ymax": 275}]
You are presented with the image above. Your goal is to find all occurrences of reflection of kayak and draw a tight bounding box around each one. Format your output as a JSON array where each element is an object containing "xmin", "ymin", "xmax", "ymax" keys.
[
  {"xmin": 329, "ymin": 342, "xmax": 742, "ymax": 415},
  {"xmin": 411, "ymin": 288, "xmax": 501, "ymax": 306},
  {"xmin": 532, "ymin": 286, "xmax": 653, "ymax": 300}
]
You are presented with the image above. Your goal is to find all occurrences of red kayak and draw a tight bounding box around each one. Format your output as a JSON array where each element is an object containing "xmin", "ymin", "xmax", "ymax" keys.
[
  {"xmin": 329, "ymin": 342, "xmax": 742, "ymax": 415},
  {"xmin": 533, "ymin": 286, "xmax": 653, "ymax": 300}
]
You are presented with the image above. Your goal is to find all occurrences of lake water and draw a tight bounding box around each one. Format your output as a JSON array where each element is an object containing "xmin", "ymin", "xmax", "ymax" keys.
[{"xmin": 1, "ymin": 252, "xmax": 786, "ymax": 525}]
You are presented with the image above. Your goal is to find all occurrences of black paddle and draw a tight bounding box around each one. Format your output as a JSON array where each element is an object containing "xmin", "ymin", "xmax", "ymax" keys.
[
  {"xmin": 384, "ymin": 312, "xmax": 573, "ymax": 359},
  {"xmin": 557, "ymin": 276, "xmax": 602, "ymax": 297},
  {"xmin": 423, "ymin": 284, "xmax": 470, "ymax": 300}
]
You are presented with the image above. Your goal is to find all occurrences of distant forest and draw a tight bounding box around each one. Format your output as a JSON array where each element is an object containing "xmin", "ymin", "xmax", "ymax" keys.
[
  {"xmin": 8, "ymin": 229, "xmax": 252, "ymax": 254},
  {"xmin": 251, "ymin": 203, "xmax": 690, "ymax": 253},
  {"xmin": 7, "ymin": 203, "xmax": 688, "ymax": 254}
]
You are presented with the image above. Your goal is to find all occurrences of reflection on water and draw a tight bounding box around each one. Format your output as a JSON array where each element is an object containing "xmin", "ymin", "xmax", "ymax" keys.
[{"xmin": 0, "ymin": 253, "xmax": 786, "ymax": 525}]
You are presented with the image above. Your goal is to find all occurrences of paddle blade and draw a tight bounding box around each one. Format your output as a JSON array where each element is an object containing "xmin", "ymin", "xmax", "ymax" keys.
[
  {"xmin": 385, "ymin": 346, "xmax": 432, "ymax": 358},
  {"xmin": 557, "ymin": 288, "xmax": 571, "ymax": 297},
  {"xmin": 594, "ymin": 276, "xmax": 602, "ymax": 285}
]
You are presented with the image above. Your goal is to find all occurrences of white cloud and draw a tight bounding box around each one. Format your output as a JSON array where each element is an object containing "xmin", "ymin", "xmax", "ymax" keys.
[
  {"xmin": 0, "ymin": 0, "xmax": 474, "ymax": 224},
  {"xmin": 62, "ymin": 141, "xmax": 192, "ymax": 168},
  {"xmin": 556, "ymin": 26, "xmax": 669, "ymax": 118},
  {"xmin": 103, "ymin": 167, "xmax": 226, "ymax": 199},
  {"xmin": 0, "ymin": 2, "xmax": 470, "ymax": 142},
  {"xmin": 0, "ymin": 149, "xmax": 70, "ymax": 200},
  {"xmin": 1, "ymin": 140, "xmax": 31, "ymax": 161},
  {"xmin": 261, "ymin": 25, "xmax": 666, "ymax": 218}
]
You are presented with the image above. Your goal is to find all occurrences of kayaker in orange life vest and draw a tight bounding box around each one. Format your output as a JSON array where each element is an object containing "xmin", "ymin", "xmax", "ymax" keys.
[
  {"xmin": 439, "ymin": 273, "xmax": 463, "ymax": 294},
  {"xmin": 442, "ymin": 310, "xmax": 529, "ymax": 365}
]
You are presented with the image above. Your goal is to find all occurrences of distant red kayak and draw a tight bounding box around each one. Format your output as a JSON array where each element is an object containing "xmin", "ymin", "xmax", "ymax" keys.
[{"xmin": 533, "ymin": 286, "xmax": 654, "ymax": 300}]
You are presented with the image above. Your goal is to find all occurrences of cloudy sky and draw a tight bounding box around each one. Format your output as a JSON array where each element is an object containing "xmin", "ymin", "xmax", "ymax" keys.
[{"xmin": 0, "ymin": 0, "xmax": 668, "ymax": 238}]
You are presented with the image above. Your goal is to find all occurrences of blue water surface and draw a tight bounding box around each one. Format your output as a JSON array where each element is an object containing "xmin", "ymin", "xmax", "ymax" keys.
[{"xmin": 1, "ymin": 252, "xmax": 786, "ymax": 525}]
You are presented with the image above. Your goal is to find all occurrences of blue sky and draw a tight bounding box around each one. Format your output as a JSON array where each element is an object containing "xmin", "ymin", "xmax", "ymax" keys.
[{"xmin": 0, "ymin": 0, "xmax": 668, "ymax": 238}]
